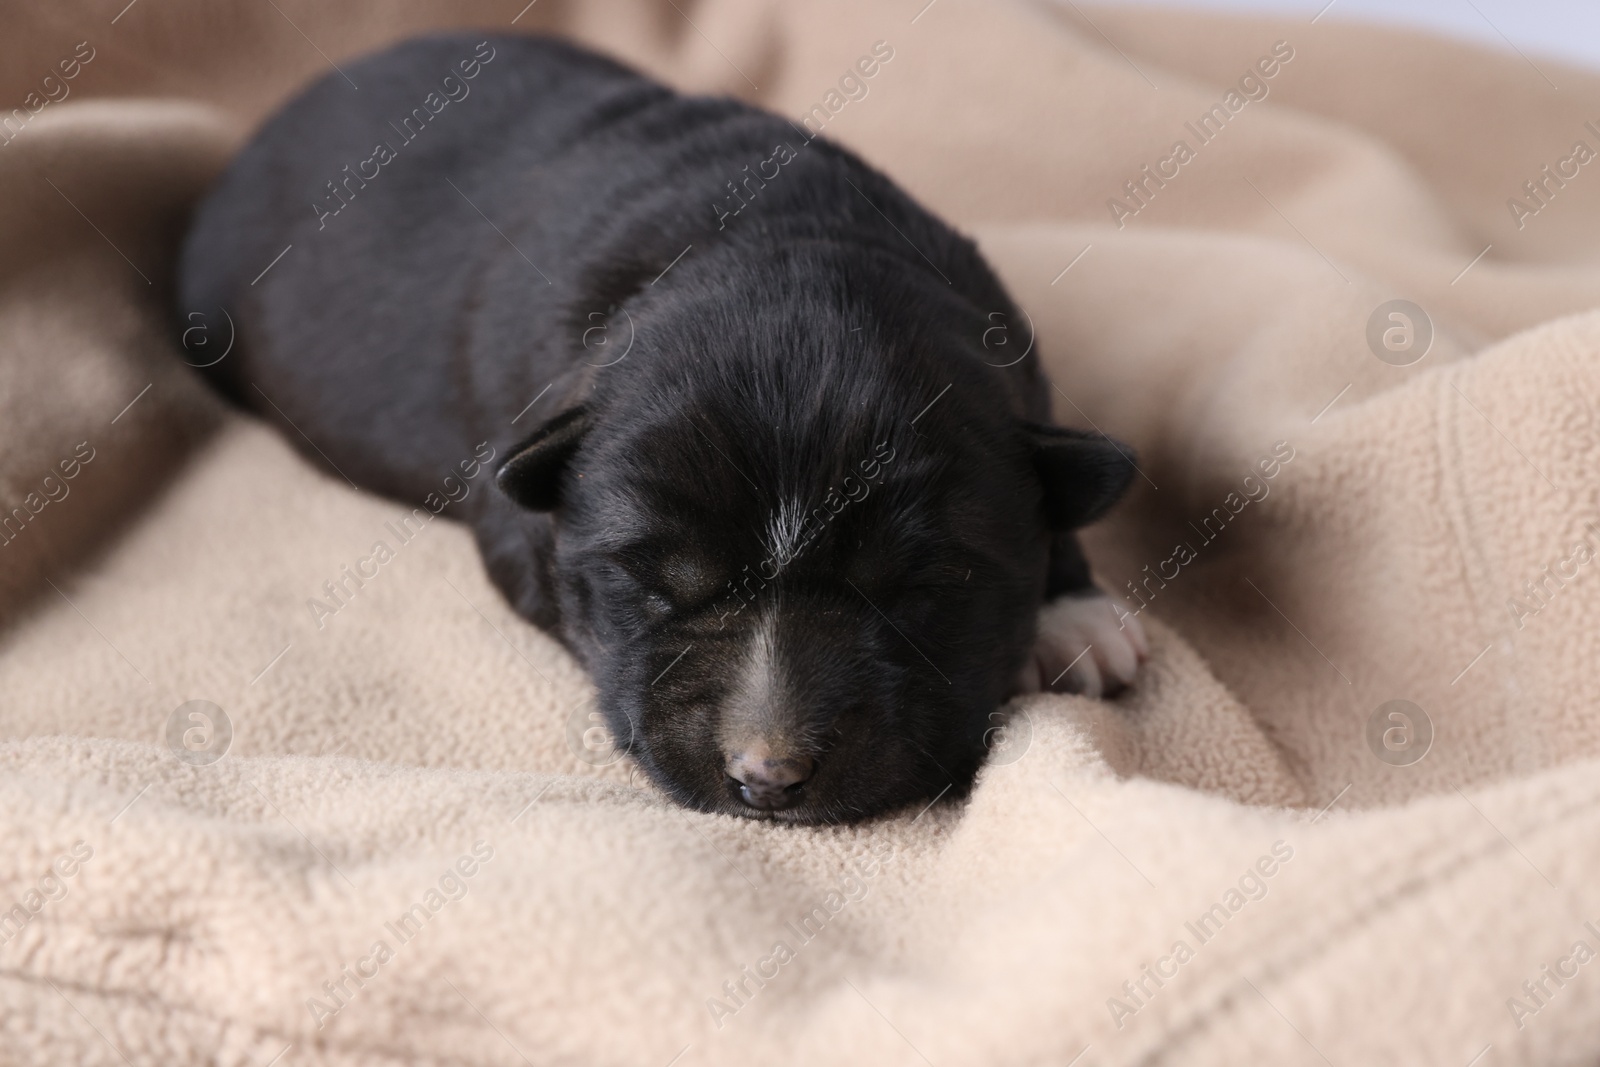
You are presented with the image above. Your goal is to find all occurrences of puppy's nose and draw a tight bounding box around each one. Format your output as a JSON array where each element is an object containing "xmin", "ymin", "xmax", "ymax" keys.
[{"xmin": 726, "ymin": 749, "xmax": 815, "ymax": 810}]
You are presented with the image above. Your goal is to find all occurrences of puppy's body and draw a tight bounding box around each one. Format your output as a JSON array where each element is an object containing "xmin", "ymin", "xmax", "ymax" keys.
[{"xmin": 179, "ymin": 33, "xmax": 1143, "ymax": 823}]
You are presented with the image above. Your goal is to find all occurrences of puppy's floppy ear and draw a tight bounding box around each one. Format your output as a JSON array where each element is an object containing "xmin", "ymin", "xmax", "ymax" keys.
[
  {"xmin": 1024, "ymin": 422, "xmax": 1137, "ymax": 529},
  {"xmin": 496, "ymin": 405, "xmax": 590, "ymax": 510}
]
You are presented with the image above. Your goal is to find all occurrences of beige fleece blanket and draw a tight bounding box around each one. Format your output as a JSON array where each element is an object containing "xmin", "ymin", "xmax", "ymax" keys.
[{"xmin": 4, "ymin": 2, "xmax": 1600, "ymax": 1064}]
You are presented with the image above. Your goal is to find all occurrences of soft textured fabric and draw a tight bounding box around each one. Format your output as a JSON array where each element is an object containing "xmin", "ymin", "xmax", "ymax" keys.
[{"xmin": 3, "ymin": 2, "xmax": 1600, "ymax": 1064}]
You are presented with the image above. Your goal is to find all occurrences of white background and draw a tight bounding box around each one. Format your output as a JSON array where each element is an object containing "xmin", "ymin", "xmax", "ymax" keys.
[{"xmin": 1107, "ymin": 0, "xmax": 1600, "ymax": 71}]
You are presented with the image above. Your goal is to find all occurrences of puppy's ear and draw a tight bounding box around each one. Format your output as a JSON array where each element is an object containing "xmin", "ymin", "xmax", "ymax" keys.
[
  {"xmin": 1025, "ymin": 422, "xmax": 1136, "ymax": 529},
  {"xmin": 496, "ymin": 405, "xmax": 590, "ymax": 510}
]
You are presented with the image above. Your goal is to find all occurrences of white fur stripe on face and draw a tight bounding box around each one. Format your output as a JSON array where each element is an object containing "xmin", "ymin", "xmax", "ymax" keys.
[
  {"xmin": 718, "ymin": 605, "xmax": 801, "ymax": 759},
  {"xmin": 763, "ymin": 495, "xmax": 807, "ymax": 568}
]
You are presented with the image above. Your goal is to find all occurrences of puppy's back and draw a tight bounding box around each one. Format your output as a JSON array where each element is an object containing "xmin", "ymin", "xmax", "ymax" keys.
[{"xmin": 176, "ymin": 34, "xmax": 658, "ymax": 499}]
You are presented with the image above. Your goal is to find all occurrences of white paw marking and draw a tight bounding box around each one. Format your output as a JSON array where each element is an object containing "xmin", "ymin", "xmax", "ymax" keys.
[{"xmin": 1016, "ymin": 593, "xmax": 1148, "ymax": 699}]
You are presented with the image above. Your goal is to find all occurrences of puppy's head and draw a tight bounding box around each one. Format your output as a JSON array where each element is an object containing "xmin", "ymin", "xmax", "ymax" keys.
[{"xmin": 495, "ymin": 286, "xmax": 1134, "ymax": 823}]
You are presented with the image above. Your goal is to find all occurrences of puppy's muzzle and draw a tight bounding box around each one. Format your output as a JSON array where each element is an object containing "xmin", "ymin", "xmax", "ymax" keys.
[{"xmin": 726, "ymin": 748, "xmax": 815, "ymax": 810}]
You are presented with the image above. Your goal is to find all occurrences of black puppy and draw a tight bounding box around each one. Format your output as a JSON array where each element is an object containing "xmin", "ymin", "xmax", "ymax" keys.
[{"xmin": 178, "ymin": 33, "xmax": 1146, "ymax": 823}]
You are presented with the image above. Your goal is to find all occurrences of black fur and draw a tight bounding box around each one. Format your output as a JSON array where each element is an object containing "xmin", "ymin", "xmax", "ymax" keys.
[{"xmin": 177, "ymin": 33, "xmax": 1134, "ymax": 823}]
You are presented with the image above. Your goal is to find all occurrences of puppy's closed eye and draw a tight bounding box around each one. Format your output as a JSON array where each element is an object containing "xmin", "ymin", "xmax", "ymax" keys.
[
  {"xmin": 847, "ymin": 535, "xmax": 969, "ymax": 597},
  {"xmin": 610, "ymin": 546, "xmax": 721, "ymax": 612},
  {"xmin": 656, "ymin": 550, "xmax": 721, "ymax": 608}
]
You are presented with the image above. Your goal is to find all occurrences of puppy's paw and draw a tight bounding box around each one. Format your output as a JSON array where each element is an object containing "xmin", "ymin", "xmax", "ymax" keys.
[{"xmin": 1015, "ymin": 593, "xmax": 1148, "ymax": 699}]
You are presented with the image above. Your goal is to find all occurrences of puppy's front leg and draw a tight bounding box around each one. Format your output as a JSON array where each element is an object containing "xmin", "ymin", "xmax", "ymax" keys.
[{"xmin": 1015, "ymin": 531, "xmax": 1147, "ymax": 698}]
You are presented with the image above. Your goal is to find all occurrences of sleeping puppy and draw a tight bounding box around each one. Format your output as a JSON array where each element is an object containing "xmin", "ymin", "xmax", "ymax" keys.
[{"xmin": 177, "ymin": 33, "xmax": 1146, "ymax": 823}]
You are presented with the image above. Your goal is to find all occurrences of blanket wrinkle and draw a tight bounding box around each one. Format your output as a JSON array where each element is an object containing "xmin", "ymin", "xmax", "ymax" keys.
[
  {"xmin": 4, "ymin": 2, "xmax": 1600, "ymax": 1064},
  {"xmin": 1435, "ymin": 361, "xmax": 1526, "ymax": 770}
]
